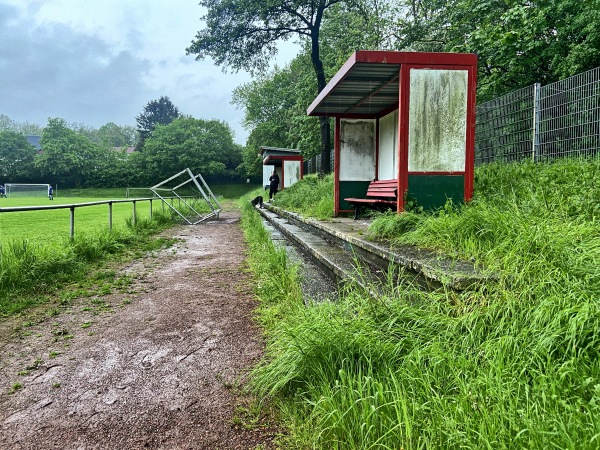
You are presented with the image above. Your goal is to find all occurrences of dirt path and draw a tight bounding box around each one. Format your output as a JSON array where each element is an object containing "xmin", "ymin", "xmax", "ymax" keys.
[{"xmin": 0, "ymin": 210, "xmax": 277, "ymax": 449}]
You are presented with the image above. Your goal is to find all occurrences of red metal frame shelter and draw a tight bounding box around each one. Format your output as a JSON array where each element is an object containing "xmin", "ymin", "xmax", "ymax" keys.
[
  {"xmin": 307, "ymin": 50, "xmax": 478, "ymax": 216},
  {"xmin": 259, "ymin": 146, "xmax": 304, "ymax": 190}
]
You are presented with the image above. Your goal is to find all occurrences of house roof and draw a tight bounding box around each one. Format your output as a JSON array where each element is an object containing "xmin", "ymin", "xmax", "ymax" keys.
[{"xmin": 306, "ymin": 50, "xmax": 478, "ymax": 118}]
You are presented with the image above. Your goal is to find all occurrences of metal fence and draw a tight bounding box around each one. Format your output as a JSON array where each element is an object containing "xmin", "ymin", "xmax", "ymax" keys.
[
  {"xmin": 475, "ymin": 66, "xmax": 600, "ymax": 164},
  {"xmin": 303, "ymin": 151, "xmax": 335, "ymax": 176},
  {"xmin": 0, "ymin": 196, "xmax": 192, "ymax": 239}
]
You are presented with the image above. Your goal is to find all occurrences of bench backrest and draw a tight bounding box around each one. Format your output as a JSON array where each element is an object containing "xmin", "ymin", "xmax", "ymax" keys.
[{"xmin": 366, "ymin": 180, "xmax": 398, "ymax": 199}]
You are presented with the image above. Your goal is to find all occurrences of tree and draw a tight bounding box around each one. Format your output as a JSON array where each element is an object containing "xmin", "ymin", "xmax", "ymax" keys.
[
  {"xmin": 84, "ymin": 150, "xmax": 135, "ymax": 188},
  {"xmin": 140, "ymin": 116, "xmax": 242, "ymax": 183},
  {"xmin": 391, "ymin": 0, "xmax": 600, "ymax": 100},
  {"xmin": 0, "ymin": 131, "xmax": 38, "ymax": 181},
  {"xmin": 16, "ymin": 121, "xmax": 44, "ymax": 137},
  {"xmin": 187, "ymin": 0, "xmax": 353, "ymax": 173},
  {"xmin": 0, "ymin": 114, "xmax": 16, "ymax": 132},
  {"xmin": 232, "ymin": 52, "xmax": 323, "ymax": 175},
  {"xmin": 96, "ymin": 122, "xmax": 138, "ymax": 148},
  {"xmin": 135, "ymin": 96, "xmax": 181, "ymax": 150},
  {"xmin": 36, "ymin": 118, "xmax": 102, "ymax": 187}
]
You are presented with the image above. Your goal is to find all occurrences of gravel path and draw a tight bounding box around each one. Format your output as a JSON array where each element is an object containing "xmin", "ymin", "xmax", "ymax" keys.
[{"xmin": 0, "ymin": 210, "xmax": 277, "ymax": 449}]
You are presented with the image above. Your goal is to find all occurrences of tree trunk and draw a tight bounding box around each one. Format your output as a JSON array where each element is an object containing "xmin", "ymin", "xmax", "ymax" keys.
[{"xmin": 310, "ymin": 18, "xmax": 331, "ymax": 173}]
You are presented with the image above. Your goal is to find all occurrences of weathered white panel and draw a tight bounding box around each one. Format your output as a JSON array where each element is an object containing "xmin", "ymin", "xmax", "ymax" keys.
[
  {"xmin": 339, "ymin": 119, "xmax": 376, "ymax": 181},
  {"xmin": 263, "ymin": 165, "xmax": 275, "ymax": 188},
  {"xmin": 408, "ymin": 69, "xmax": 468, "ymax": 172},
  {"xmin": 378, "ymin": 110, "xmax": 398, "ymax": 180},
  {"xmin": 284, "ymin": 160, "xmax": 301, "ymax": 187}
]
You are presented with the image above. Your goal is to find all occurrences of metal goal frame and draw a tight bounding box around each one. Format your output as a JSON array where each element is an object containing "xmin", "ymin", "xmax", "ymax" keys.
[{"xmin": 150, "ymin": 169, "xmax": 221, "ymax": 224}]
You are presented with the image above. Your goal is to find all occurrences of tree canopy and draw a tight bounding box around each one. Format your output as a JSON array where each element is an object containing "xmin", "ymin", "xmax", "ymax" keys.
[
  {"xmin": 96, "ymin": 122, "xmax": 138, "ymax": 148},
  {"xmin": 139, "ymin": 116, "xmax": 242, "ymax": 183},
  {"xmin": 36, "ymin": 118, "xmax": 103, "ymax": 187},
  {"xmin": 135, "ymin": 96, "xmax": 181, "ymax": 149},
  {"xmin": 0, "ymin": 131, "xmax": 38, "ymax": 182},
  {"xmin": 187, "ymin": 0, "xmax": 361, "ymax": 173}
]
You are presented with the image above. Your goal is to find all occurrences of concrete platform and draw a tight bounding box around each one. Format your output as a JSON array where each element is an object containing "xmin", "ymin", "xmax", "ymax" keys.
[{"xmin": 257, "ymin": 204, "xmax": 494, "ymax": 291}]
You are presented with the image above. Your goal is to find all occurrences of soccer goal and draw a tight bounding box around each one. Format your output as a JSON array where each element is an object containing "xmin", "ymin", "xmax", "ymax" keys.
[
  {"xmin": 5, "ymin": 183, "xmax": 52, "ymax": 197},
  {"xmin": 151, "ymin": 168, "xmax": 221, "ymax": 224}
]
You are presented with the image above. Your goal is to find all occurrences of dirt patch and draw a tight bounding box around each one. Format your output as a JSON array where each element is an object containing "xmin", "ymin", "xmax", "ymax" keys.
[{"xmin": 0, "ymin": 210, "xmax": 277, "ymax": 449}]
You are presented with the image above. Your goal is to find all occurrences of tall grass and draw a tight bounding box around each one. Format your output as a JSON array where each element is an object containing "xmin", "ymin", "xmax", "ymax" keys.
[
  {"xmin": 270, "ymin": 174, "xmax": 334, "ymax": 220},
  {"xmin": 242, "ymin": 158, "xmax": 600, "ymax": 449},
  {"xmin": 0, "ymin": 211, "xmax": 176, "ymax": 316}
]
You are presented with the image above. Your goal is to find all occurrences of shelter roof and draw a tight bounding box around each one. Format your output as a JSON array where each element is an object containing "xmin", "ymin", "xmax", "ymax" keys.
[
  {"xmin": 307, "ymin": 50, "xmax": 477, "ymax": 118},
  {"xmin": 259, "ymin": 146, "xmax": 302, "ymax": 157}
]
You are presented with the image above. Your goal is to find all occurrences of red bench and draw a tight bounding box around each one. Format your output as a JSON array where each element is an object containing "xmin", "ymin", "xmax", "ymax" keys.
[{"xmin": 344, "ymin": 179, "xmax": 398, "ymax": 220}]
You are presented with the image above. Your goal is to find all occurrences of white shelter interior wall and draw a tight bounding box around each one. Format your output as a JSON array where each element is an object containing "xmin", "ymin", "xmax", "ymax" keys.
[{"xmin": 339, "ymin": 119, "xmax": 376, "ymax": 181}]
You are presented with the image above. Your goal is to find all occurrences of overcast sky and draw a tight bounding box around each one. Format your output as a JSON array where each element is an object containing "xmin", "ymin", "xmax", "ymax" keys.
[{"xmin": 0, "ymin": 0, "xmax": 299, "ymax": 144}]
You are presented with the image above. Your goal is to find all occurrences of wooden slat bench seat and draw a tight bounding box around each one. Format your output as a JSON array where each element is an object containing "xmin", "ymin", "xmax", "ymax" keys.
[{"xmin": 344, "ymin": 179, "xmax": 398, "ymax": 220}]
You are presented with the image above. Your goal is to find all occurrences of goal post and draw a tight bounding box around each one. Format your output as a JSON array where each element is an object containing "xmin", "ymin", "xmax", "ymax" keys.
[
  {"xmin": 5, "ymin": 183, "xmax": 52, "ymax": 197},
  {"xmin": 150, "ymin": 168, "xmax": 221, "ymax": 224},
  {"xmin": 125, "ymin": 187, "xmax": 156, "ymax": 198}
]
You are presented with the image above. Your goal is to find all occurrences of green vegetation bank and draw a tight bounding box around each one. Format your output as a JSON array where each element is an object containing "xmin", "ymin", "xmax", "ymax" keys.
[{"xmin": 241, "ymin": 157, "xmax": 600, "ymax": 449}]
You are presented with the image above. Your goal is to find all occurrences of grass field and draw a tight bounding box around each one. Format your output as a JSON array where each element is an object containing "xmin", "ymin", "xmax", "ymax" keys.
[
  {"xmin": 0, "ymin": 196, "xmax": 165, "ymax": 243},
  {"xmin": 0, "ymin": 184, "xmax": 257, "ymax": 316}
]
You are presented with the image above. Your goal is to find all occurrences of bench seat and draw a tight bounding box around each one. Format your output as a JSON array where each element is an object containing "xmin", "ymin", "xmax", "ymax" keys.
[{"xmin": 344, "ymin": 179, "xmax": 398, "ymax": 219}]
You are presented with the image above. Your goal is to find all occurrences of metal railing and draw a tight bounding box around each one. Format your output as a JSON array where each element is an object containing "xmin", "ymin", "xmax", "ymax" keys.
[
  {"xmin": 0, "ymin": 196, "xmax": 193, "ymax": 239},
  {"xmin": 475, "ymin": 66, "xmax": 600, "ymax": 164}
]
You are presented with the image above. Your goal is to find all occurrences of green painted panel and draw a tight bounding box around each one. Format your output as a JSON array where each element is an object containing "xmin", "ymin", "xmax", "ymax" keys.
[
  {"xmin": 339, "ymin": 181, "xmax": 371, "ymax": 211},
  {"xmin": 407, "ymin": 175, "xmax": 464, "ymax": 211}
]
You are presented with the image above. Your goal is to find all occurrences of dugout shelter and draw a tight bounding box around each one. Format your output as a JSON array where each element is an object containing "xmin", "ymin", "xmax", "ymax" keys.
[
  {"xmin": 259, "ymin": 146, "xmax": 304, "ymax": 190},
  {"xmin": 307, "ymin": 50, "xmax": 478, "ymax": 216}
]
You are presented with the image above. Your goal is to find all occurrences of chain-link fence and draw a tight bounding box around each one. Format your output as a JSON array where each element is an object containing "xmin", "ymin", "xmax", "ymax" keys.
[{"xmin": 475, "ymin": 67, "xmax": 600, "ymax": 164}]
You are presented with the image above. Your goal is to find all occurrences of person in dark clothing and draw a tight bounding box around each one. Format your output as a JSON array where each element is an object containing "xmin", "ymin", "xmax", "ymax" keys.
[
  {"xmin": 48, "ymin": 185, "xmax": 53, "ymax": 200},
  {"xmin": 250, "ymin": 195, "xmax": 264, "ymax": 208},
  {"xmin": 268, "ymin": 171, "xmax": 280, "ymax": 201},
  {"xmin": 0, "ymin": 185, "xmax": 6, "ymax": 198}
]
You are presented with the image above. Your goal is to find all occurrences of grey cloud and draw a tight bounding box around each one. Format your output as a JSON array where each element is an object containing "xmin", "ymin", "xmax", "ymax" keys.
[{"xmin": 0, "ymin": 3, "xmax": 155, "ymax": 128}]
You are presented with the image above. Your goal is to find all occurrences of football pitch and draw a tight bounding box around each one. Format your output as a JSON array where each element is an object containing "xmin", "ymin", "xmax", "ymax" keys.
[{"xmin": 0, "ymin": 196, "xmax": 162, "ymax": 244}]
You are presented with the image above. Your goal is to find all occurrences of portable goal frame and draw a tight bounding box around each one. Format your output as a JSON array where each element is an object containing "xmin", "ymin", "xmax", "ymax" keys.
[
  {"xmin": 151, "ymin": 168, "xmax": 221, "ymax": 224},
  {"xmin": 5, "ymin": 183, "xmax": 52, "ymax": 197}
]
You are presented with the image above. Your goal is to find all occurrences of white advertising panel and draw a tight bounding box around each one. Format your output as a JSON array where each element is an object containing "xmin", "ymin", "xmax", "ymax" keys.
[
  {"xmin": 408, "ymin": 69, "xmax": 468, "ymax": 172},
  {"xmin": 284, "ymin": 160, "xmax": 301, "ymax": 188},
  {"xmin": 339, "ymin": 119, "xmax": 376, "ymax": 181},
  {"xmin": 378, "ymin": 110, "xmax": 399, "ymax": 180},
  {"xmin": 263, "ymin": 165, "xmax": 275, "ymax": 188}
]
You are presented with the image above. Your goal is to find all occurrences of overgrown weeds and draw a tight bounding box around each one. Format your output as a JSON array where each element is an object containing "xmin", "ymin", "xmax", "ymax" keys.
[
  {"xmin": 269, "ymin": 174, "xmax": 334, "ymax": 220},
  {"xmin": 0, "ymin": 211, "xmax": 175, "ymax": 316},
  {"xmin": 241, "ymin": 157, "xmax": 600, "ymax": 449}
]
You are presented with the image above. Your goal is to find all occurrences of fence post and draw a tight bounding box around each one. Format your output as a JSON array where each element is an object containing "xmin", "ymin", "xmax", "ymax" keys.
[
  {"xmin": 70, "ymin": 206, "xmax": 75, "ymax": 240},
  {"xmin": 532, "ymin": 82, "xmax": 541, "ymax": 162},
  {"xmin": 132, "ymin": 201, "xmax": 137, "ymax": 226},
  {"xmin": 149, "ymin": 199, "xmax": 153, "ymax": 220},
  {"xmin": 108, "ymin": 202, "xmax": 113, "ymax": 231}
]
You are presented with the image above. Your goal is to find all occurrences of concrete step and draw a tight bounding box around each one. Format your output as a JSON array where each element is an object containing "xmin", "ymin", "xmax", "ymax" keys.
[{"xmin": 258, "ymin": 205, "xmax": 495, "ymax": 291}]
